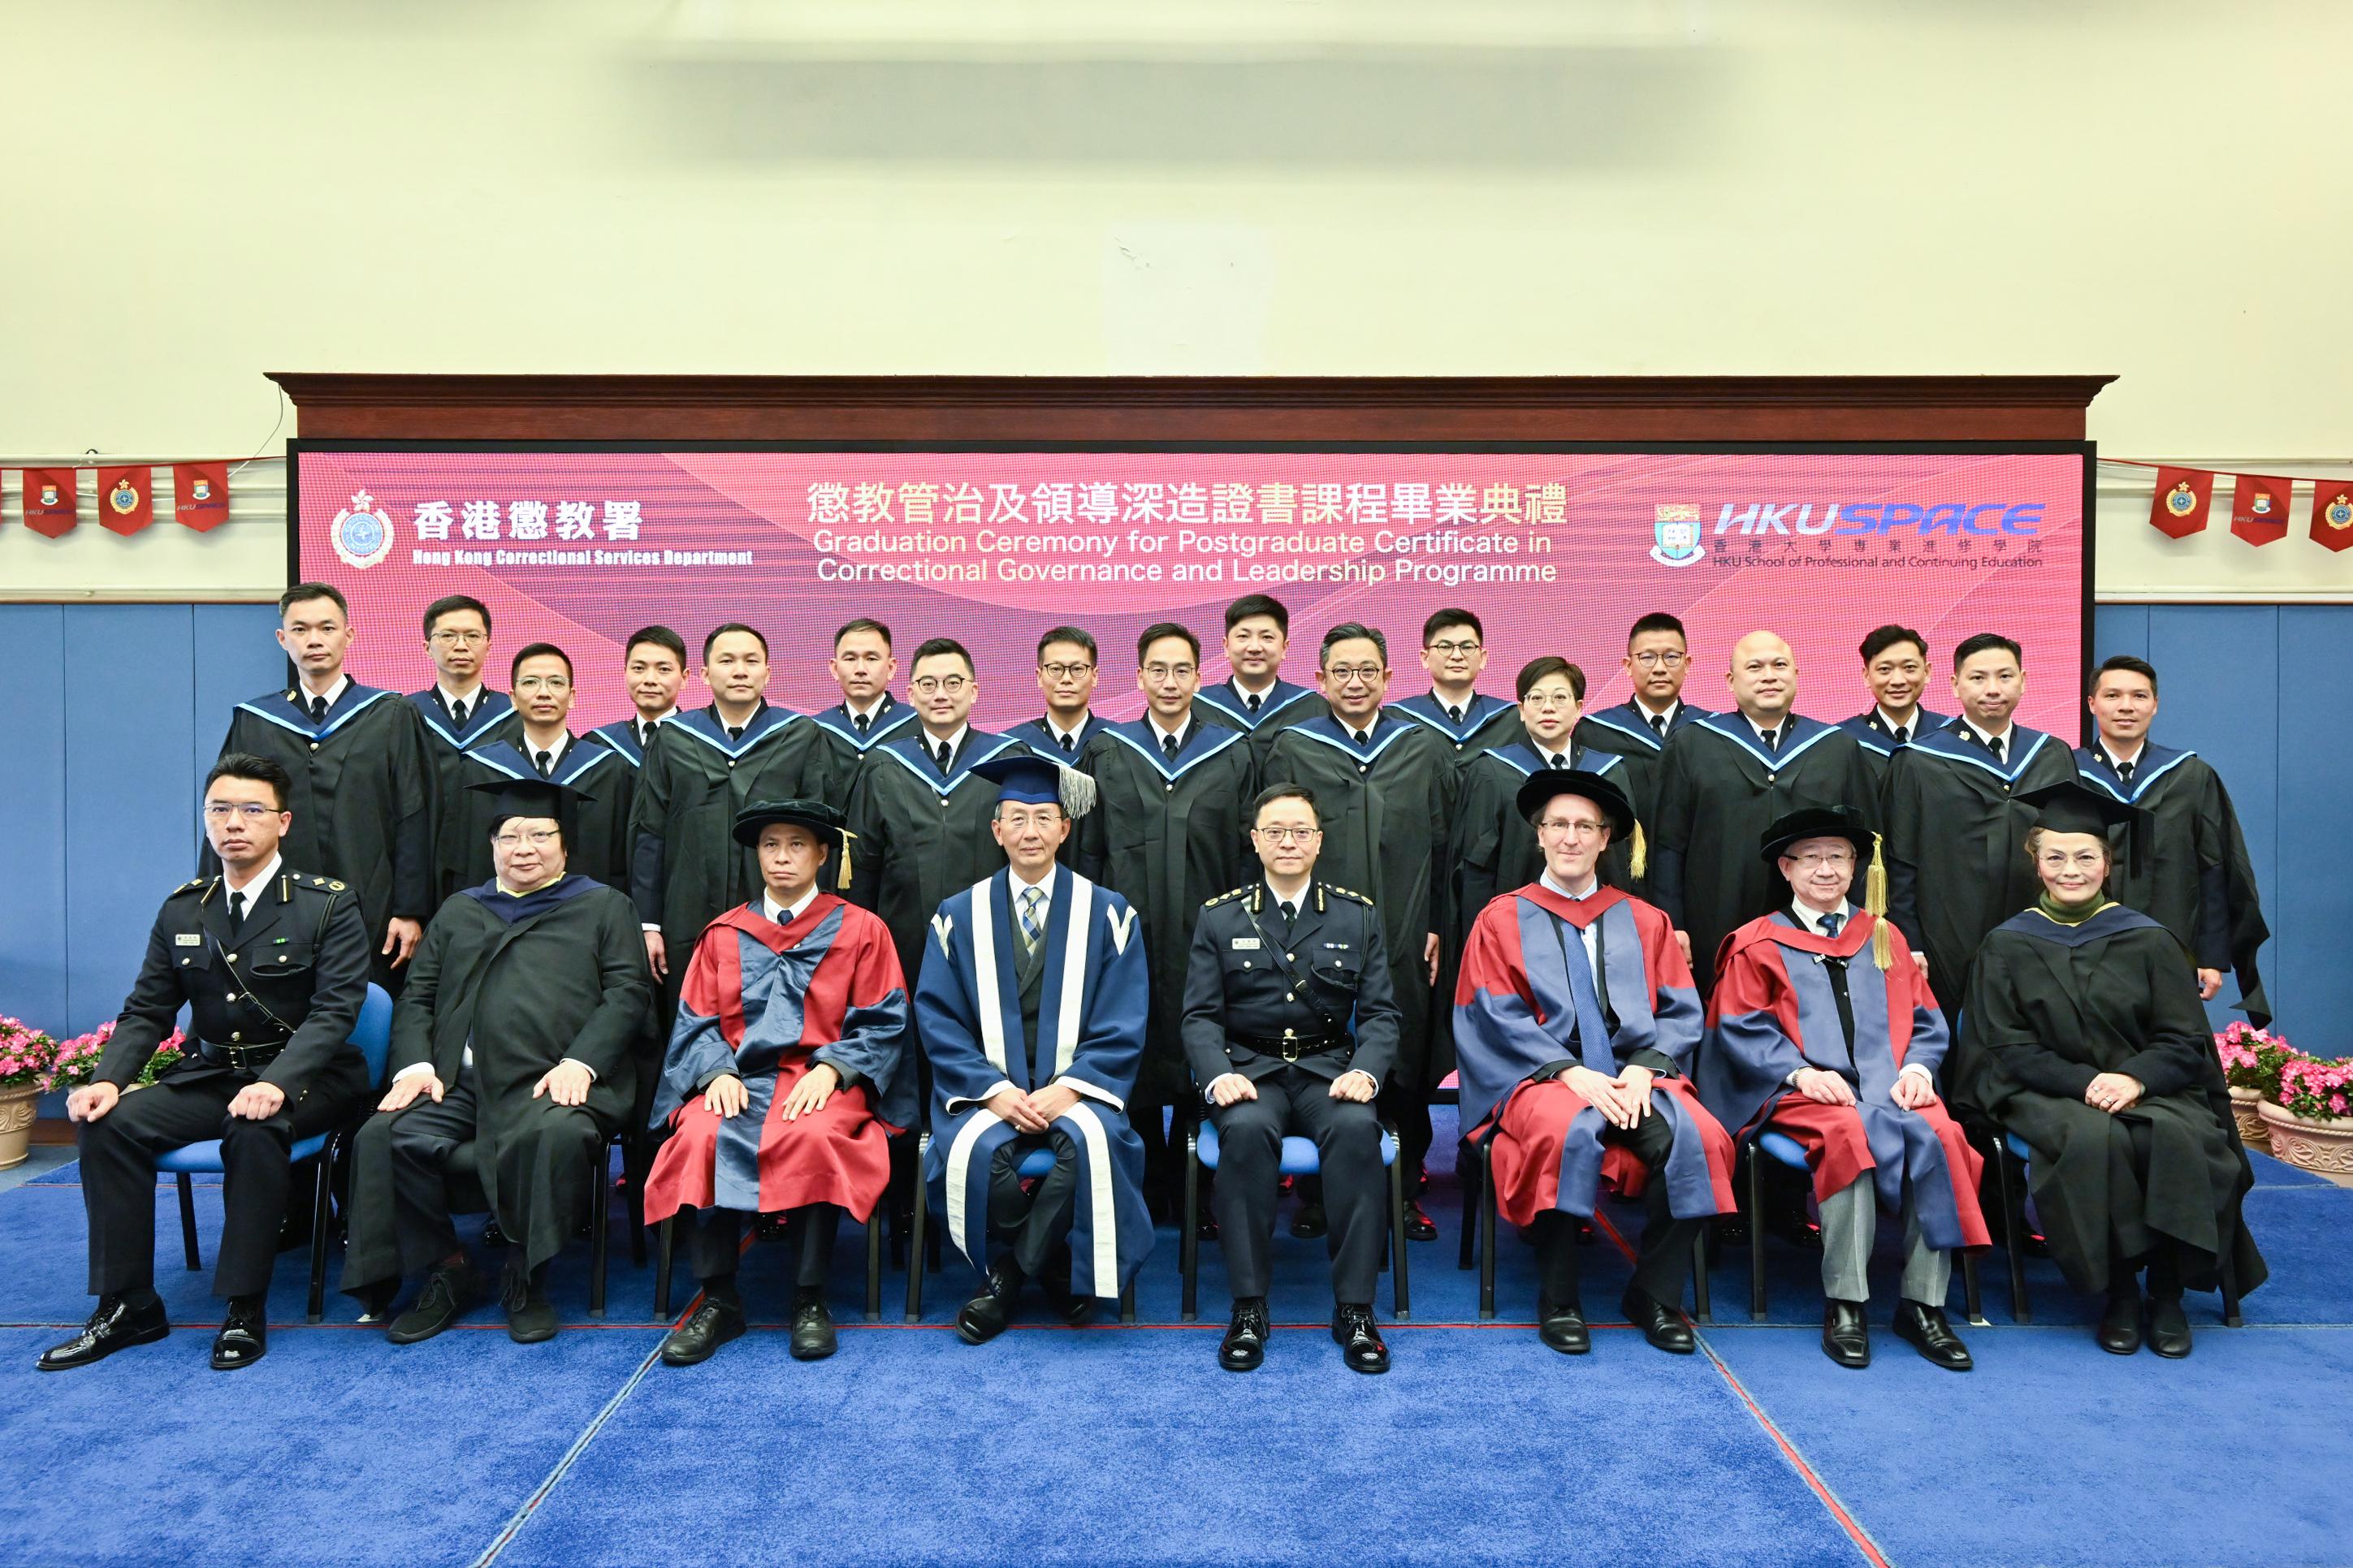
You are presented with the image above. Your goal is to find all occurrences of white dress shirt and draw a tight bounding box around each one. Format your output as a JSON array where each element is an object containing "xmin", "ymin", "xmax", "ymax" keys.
[{"xmin": 297, "ymin": 673, "xmax": 351, "ymax": 712}]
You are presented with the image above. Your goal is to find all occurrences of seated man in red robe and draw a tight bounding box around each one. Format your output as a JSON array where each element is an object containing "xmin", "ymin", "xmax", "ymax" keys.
[
  {"xmin": 1698, "ymin": 806, "xmax": 1986, "ymax": 1371},
  {"xmin": 642, "ymin": 800, "xmax": 915, "ymax": 1365},
  {"xmin": 1455, "ymin": 769, "xmax": 1735, "ymax": 1356}
]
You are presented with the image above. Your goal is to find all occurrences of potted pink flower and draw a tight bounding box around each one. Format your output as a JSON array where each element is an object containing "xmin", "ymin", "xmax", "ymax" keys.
[
  {"xmin": 2215, "ymin": 1022, "xmax": 2295, "ymax": 1148},
  {"xmin": 0, "ymin": 1017, "xmax": 60, "ymax": 1170},
  {"xmin": 2260, "ymin": 1054, "xmax": 2353, "ymax": 1176}
]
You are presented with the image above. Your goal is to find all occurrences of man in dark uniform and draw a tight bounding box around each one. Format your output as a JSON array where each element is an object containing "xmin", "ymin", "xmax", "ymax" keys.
[
  {"xmin": 42, "ymin": 754, "xmax": 373, "ymax": 1373},
  {"xmin": 1836, "ymin": 623, "xmax": 1948, "ymax": 801},
  {"xmin": 410, "ymin": 594, "xmax": 523, "ymax": 905},
  {"xmin": 585, "ymin": 624, "xmax": 687, "ymax": 766},
  {"xmin": 806, "ymin": 617, "xmax": 919, "ymax": 802},
  {"xmin": 1192, "ymin": 594, "xmax": 1328, "ymax": 760},
  {"xmin": 1182, "ymin": 784, "xmax": 1404, "ymax": 1376},
  {"xmin": 1575, "ymin": 611, "xmax": 1714, "ymax": 886},
  {"xmin": 1006, "ymin": 625, "xmax": 1112, "ymax": 760}
]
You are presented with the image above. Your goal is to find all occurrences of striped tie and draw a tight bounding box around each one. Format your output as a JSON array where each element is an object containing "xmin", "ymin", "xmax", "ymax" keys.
[{"xmin": 1019, "ymin": 885, "xmax": 1045, "ymax": 952}]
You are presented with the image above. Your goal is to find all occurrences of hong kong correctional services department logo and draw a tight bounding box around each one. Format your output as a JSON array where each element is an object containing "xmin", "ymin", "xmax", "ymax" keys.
[
  {"xmin": 108, "ymin": 474, "xmax": 142, "ymax": 516},
  {"xmin": 331, "ymin": 490, "xmax": 395, "ymax": 570},
  {"xmin": 2326, "ymin": 492, "xmax": 2353, "ymax": 532},
  {"xmin": 1650, "ymin": 503, "xmax": 1705, "ymax": 568},
  {"xmin": 2165, "ymin": 481, "xmax": 2201, "ymax": 518}
]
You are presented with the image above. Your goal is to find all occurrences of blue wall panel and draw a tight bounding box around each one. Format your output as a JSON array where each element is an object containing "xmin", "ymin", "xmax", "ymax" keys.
[
  {"xmin": 2273, "ymin": 607, "xmax": 2353, "ymax": 1046},
  {"xmin": 0, "ymin": 607, "xmax": 69, "ymax": 1030}
]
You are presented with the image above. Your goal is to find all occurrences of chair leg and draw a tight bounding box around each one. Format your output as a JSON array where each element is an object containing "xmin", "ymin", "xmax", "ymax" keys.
[
  {"xmin": 1181, "ymin": 1124, "xmax": 1201, "ymax": 1324},
  {"xmin": 1388, "ymin": 1137, "xmax": 1411, "ymax": 1321},
  {"xmin": 177, "ymin": 1173, "xmax": 202, "ymax": 1272},
  {"xmin": 655, "ymin": 1216, "xmax": 676, "ymax": 1322},
  {"xmin": 1747, "ymin": 1144, "xmax": 1768, "ymax": 1321},
  {"xmin": 1477, "ymin": 1142, "xmax": 1497, "ymax": 1321},
  {"xmin": 1962, "ymin": 1248, "xmax": 1986, "ymax": 1325},
  {"xmin": 1690, "ymin": 1226, "xmax": 1711, "ymax": 1324},
  {"xmin": 306, "ymin": 1152, "xmax": 332, "ymax": 1324},
  {"xmin": 625, "ymin": 1136, "xmax": 649, "ymax": 1270},
  {"xmin": 866, "ymin": 1207, "xmax": 885, "ymax": 1323},
  {"xmin": 1993, "ymin": 1139, "xmax": 2031, "ymax": 1324},
  {"xmin": 2221, "ymin": 1251, "xmax": 2243, "ymax": 1328},
  {"xmin": 588, "ymin": 1153, "xmax": 610, "ymax": 1320},
  {"xmin": 1455, "ymin": 1136, "xmax": 1479, "ymax": 1272},
  {"xmin": 1119, "ymin": 1276, "xmax": 1136, "ymax": 1325},
  {"xmin": 903, "ymin": 1133, "xmax": 929, "ymax": 1324}
]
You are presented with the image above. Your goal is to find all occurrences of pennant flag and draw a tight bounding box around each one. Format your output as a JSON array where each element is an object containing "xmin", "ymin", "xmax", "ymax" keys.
[
  {"xmin": 173, "ymin": 462, "xmax": 230, "ymax": 532},
  {"xmin": 2148, "ymin": 466, "xmax": 2212, "ymax": 538},
  {"xmin": 2314, "ymin": 485, "xmax": 2353, "ymax": 554},
  {"xmin": 95, "ymin": 466, "xmax": 154, "ymax": 535},
  {"xmin": 20, "ymin": 468, "xmax": 78, "ymax": 538},
  {"xmin": 2229, "ymin": 473, "xmax": 2294, "ymax": 546}
]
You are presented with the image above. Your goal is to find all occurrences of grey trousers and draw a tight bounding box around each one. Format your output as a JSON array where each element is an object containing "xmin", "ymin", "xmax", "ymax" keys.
[{"xmin": 1818, "ymin": 1177, "xmax": 1950, "ymax": 1306}]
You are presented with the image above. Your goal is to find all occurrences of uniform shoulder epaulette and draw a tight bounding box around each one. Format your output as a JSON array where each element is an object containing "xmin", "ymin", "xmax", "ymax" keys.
[
  {"xmin": 1324, "ymin": 884, "xmax": 1374, "ymax": 905},
  {"xmin": 292, "ymin": 875, "xmax": 348, "ymax": 893},
  {"xmin": 173, "ymin": 876, "xmax": 210, "ymax": 894},
  {"xmin": 1203, "ymin": 887, "xmax": 1251, "ymax": 908}
]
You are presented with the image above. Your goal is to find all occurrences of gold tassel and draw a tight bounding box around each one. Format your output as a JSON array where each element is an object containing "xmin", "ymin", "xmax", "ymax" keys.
[
  {"xmin": 1629, "ymin": 819, "xmax": 1647, "ymax": 881},
  {"xmin": 836, "ymin": 827, "xmax": 856, "ymax": 890},
  {"xmin": 1866, "ymin": 831, "xmax": 1892, "ymax": 970}
]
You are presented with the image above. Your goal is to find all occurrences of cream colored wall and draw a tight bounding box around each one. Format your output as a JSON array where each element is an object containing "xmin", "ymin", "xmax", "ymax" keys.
[{"xmin": 3, "ymin": 0, "xmax": 2347, "ymax": 601}]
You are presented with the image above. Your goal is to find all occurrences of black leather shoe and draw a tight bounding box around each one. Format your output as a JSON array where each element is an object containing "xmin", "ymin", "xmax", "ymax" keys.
[
  {"xmin": 1403, "ymin": 1202, "xmax": 1438, "ymax": 1242},
  {"xmin": 660, "ymin": 1298, "xmax": 746, "ymax": 1366},
  {"xmin": 1821, "ymin": 1299, "xmax": 1871, "ymax": 1368},
  {"xmin": 955, "ymin": 1258, "xmax": 1023, "ymax": 1346},
  {"xmin": 1290, "ymin": 1201, "xmax": 1328, "ymax": 1239},
  {"xmin": 37, "ymin": 1295, "xmax": 169, "ymax": 1371},
  {"xmin": 1892, "ymin": 1300, "xmax": 1973, "ymax": 1371},
  {"xmin": 1332, "ymin": 1303, "xmax": 1390, "ymax": 1374},
  {"xmin": 387, "ymin": 1263, "xmax": 486, "ymax": 1345},
  {"xmin": 1538, "ymin": 1299, "xmax": 1590, "ymax": 1355},
  {"xmin": 1620, "ymin": 1289, "xmax": 1695, "ymax": 1354},
  {"xmin": 1220, "ymin": 1298, "xmax": 1269, "ymax": 1371},
  {"xmin": 479, "ymin": 1219, "xmax": 513, "ymax": 1248},
  {"xmin": 211, "ymin": 1298, "xmax": 267, "ymax": 1371},
  {"xmin": 2096, "ymin": 1285, "xmax": 2143, "ymax": 1355},
  {"xmin": 2147, "ymin": 1294, "xmax": 2193, "ymax": 1359},
  {"xmin": 500, "ymin": 1259, "xmax": 558, "ymax": 1345},
  {"xmin": 789, "ymin": 1294, "xmax": 838, "ymax": 1360},
  {"xmin": 1196, "ymin": 1213, "xmax": 1220, "ymax": 1242}
]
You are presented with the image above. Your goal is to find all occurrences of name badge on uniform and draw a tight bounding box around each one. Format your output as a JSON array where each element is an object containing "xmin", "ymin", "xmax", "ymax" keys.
[
  {"xmin": 1322, "ymin": 941, "xmax": 1351, "ymax": 950},
  {"xmin": 1231, "ymin": 936, "xmax": 1261, "ymax": 951},
  {"xmin": 175, "ymin": 934, "xmax": 202, "ymax": 947}
]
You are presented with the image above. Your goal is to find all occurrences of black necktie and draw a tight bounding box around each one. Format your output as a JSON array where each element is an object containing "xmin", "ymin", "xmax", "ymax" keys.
[
  {"xmin": 1761, "ymin": 724, "xmax": 1780, "ymax": 753},
  {"xmin": 1279, "ymin": 900, "xmax": 1299, "ymax": 927},
  {"xmin": 1892, "ymin": 724, "xmax": 1908, "ymax": 747},
  {"xmin": 535, "ymin": 749, "xmax": 553, "ymax": 777},
  {"xmin": 450, "ymin": 698, "xmax": 468, "ymax": 728},
  {"xmin": 308, "ymin": 695, "xmax": 327, "ymax": 724},
  {"xmin": 640, "ymin": 719, "xmax": 656, "ymax": 748},
  {"xmin": 228, "ymin": 890, "xmax": 248, "ymax": 929},
  {"xmin": 1986, "ymin": 732, "xmax": 2005, "ymax": 764},
  {"xmin": 1649, "ymin": 711, "xmax": 1667, "ymax": 740},
  {"xmin": 2117, "ymin": 756, "xmax": 2135, "ymax": 786},
  {"xmin": 1163, "ymin": 732, "xmax": 1179, "ymax": 760},
  {"xmin": 936, "ymin": 740, "xmax": 953, "ymax": 773},
  {"xmin": 728, "ymin": 724, "xmax": 745, "ymax": 743},
  {"xmin": 1059, "ymin": 732, "xmax": 1075, "ymax": 754},
  {"xmin": 1353, "ymin": 729, "xmax": 1370, "ymax": 748},
  {"xmin": 1549, "ymin": 752, "xmax": 1568, "ymax": 770},
  {"xmin": 1245, "ymin": 692, "xmax": 1261, "ymax": 715},
  {"xmin": 1446, "ymin": 703, "xmax": 1464, "ymax": 725},
  {"xmin": 853, "ymin": 711, "xmax": 870, "ymax": 736}
]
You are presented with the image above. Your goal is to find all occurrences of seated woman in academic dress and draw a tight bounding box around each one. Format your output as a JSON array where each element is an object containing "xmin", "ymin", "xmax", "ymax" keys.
[{"xmin": 1957, "ymin": 780, "xmax": 2267, "ymax": 1359}]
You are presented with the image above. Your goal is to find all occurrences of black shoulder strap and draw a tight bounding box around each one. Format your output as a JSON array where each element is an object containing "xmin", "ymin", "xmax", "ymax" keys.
[{"xmin": 1248, "ymin": 899, "xmax": 1347, "ymax": 1039}]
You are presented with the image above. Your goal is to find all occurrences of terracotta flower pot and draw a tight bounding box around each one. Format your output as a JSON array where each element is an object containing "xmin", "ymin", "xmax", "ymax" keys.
[
  {"xmin": 2229, "ymin": 1086, "xmax": 2271, "ymax": 1149},
  {"xmin": 0, "ymin": 1084, "xmax": 39, "ymax": 1171},
  {"xmin": 2258, "ymin": 1099, "xmax": 2353, "ymax": 1177}
]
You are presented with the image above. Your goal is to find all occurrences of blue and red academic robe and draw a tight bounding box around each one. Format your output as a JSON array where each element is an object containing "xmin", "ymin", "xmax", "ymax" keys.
[
  {"xmin": 917, "ymin": 865, "xmax": 1155, "ymax": 1299},
  {"xmin": 1453, "ymin": 883, "xmax": 1736, "ymax": 1229},
  {"xmin": 1698, "ymin": 911, "xmax": 1988, "ymax": 1251},
  {"xmin": 642, "ymin": 896, "xmax": 915, "ymax": 1224}
]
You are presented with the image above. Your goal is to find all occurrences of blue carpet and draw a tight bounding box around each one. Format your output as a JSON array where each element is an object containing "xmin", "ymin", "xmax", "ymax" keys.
[{"xmin": 1707, "ymin": 1324, "xmax": 2353, "ymax": 1568}]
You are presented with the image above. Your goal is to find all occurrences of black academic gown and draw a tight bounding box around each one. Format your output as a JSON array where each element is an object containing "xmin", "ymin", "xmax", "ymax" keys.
[
  {"xmin": 629, "ymin": 703, "xmax": 824, "ymax": 1000},
  {"xmin": 410, "ymin": 689, "xmax": 523, "ymax": 905},
  {"xmin": 210, "ymin": 683, "xmax": 434, "ymax": 987},
  {"xmin": 1648, "ymin": 713, "xmax": 1878, "ymax": 997},
  {"xmin": 1956, "ymin": 905, "xmax": 2266, "ymax": 1298},
  {"xmin": 1006, "ymin": 712, "xmax": 1111, "ymax": 765},
  {"xmin": 843, "ymin": 728, "xmax": 1023, "ymax": 991},
  {"xmin": 1571, "ymin": 700, "xmax": 1711, "ymax": 897},
  {"xmin": 445, "ymin": 736, "xmax": 637, "ymax": 892},
  {"xmin": 1452, "ymin": 741, "xmax": 1637, "ymax": 928},
  {"xmin": 2078, "ymin": 742, "xmax": 2271, "ymax": 1025},
  {"xmin": 342, "ymin": 878, "xmax": 651, "ymax": 1294},
  {"xmin": 1196, "ymin": 677, "xmax": 1329, "ymax": 771},
  {"xmin": 806, "ymin": 696, "xmax": 921, "ymax": 806},
  {"xmin": 1392, "ymin": 691, "xmax": 1525, "ymax": 762},
  {"xmin": 1884, "ymin": 720, "xmax": 2080, "ymax": 1017},
  {"xmin": 1837, "ymin": 707, "xmax": 1948, "ymax": 806},
  {"xmin": 1074, "ymin": 715, "xmax": 1259, "ymax": 1104},
  {"xmin": 1261, "ymin": 711, "xmax": 1457, "ymax": 1092}
]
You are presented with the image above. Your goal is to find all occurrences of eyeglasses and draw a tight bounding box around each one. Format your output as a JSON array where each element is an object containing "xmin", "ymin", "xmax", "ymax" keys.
[
  {"xmin": 204, "ymin": 802, "xmax": 278, "ymax": 822},
  {"xmin": 1521, "ymin": 692, "xmax": 1580, "ymax": 711},
  {"xmin": 430, "ymin": 630, "xmax": 488, "ymax": 646},
  {"xmin": 1536, "ymin": 818, "xmax": 1607, "ymax": 839},
  {"xmin": 1143, "ymin": 663, "xmax": 1197, "ymax": 681},
  {"xmin": 1039, "ymin": 662, "xmax": 1095, "ymax": 680},
  {"xmin": 513, "ymin": 675, "xmax": 571, "ymax": 693},
  {"xmin": 911, "ymin": 675, "xmax": 971, "ymax": 696},
  {"xmin": 2037, "ymin": 850, "xmax": 2107, "ymax": 871},
  {"xmin": 493, "ymin": 829, "xmax": 560, "ymax": 849},
  {"xmin": 1784, "ymin": 852, "xmax": 1855, "ymax": 870},
  {"xmin": 997, "ymin": 809, "xmax": 1066, "ymax": 830},
  {"xmin": 1427, "ymin": 638, "xmax": 1482, "ymax": 655},
  {"xmin": 1630, "ymin": 650, "xmax": 1687, "ymax": 669},
  {"xmin": 1254, "ymin": 826, "xmax": 1320, "ymax": 844},
  {"xmin": 1324, "ymin": 665, "xmax": 1385, "ymax": 684}
]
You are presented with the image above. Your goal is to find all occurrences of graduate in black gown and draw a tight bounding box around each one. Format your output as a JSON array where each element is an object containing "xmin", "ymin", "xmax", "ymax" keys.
[
  {"xmin": 1649, "ymin": 630, "xmax": 1876, "ymax": 997},
  {"xmin": 1261, "ymin": 623, "xmax": 1457, "ymax": 1232},
  {"xmin": 1005, "ymin": 624, "xmax": 1113, "ymax": 761},
  {"xmin": 1192, "ymin": 594, "xmax": 1329, "ymax": 761},
  {"xmin": 1572, "ymin": 611, "xmax": 1713, "ymax": 888},
  {"xmin": 344, "ymin": 775, "xmax": 652, "ymax": 1343},
  {"xmin": 446, "ymin": 644, "xmax": 635, "ymax": 890},
  {"xmin": 1074, "ymin": 621, "xmax": 1259, "ymax": 1209},
  {"xmin": 209, "ymin": 583, "xmax": 433, "ymax": 990},
  {"xmin": 1835, "ymin": 623, "xmax": 1949, "ymax": 801},
  {"xmin": 1884, "ymin": 633, "xmax": 2080, "ymax": 1017},
  {"xmin": 1390, "ymin": 608, "xmax": 1525, "ymax": 760},
  {"xmin": 629, "ymin": 623, "xmax": 824, "ymax": 1010},
  {"xmin": 1956, "ymin": 780, "xmax": 2266, "ymax": 1359},
  {"xmin": 2078, "ymin": 655, "xmax": 2269, "ymax": 1024},
  {"xmin": 584, "ymin": 624, "xmax": 686, "ymax": 767},
  {"xmin": 805, "ymin": 618, "xmax": 920, "ymax": 805},
  {"xmin": 409, "ymin": 594, "xmax": 522, "ymax": 905}
]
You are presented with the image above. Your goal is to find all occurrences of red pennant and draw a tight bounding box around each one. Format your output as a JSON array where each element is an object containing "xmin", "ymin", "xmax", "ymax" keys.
[
  {"xmin": 20, "ymin": 468, "xmax": 78, "ymax": 537},
  {"xmin": 173, "ymin": 462, "xmax": 230, "ymax": 532},
  {"xmin": 2314, "ymin": 485, "xmax": 2353, "ymax": 553},
  {"xmin": 94, "ymin": 466, "xmax": 154, "ymax": 534},
  {"xmin": 2229, "ymin": 474, "xmax": 2294, "ymax": 546},
  {"xmin": 2148, "ymin": 467, "xmax": 2212, "ymax": 538}
]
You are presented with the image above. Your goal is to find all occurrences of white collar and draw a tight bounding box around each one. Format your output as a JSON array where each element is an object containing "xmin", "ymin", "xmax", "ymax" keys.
[
  {"xmin": 1044, "ymin": 713, "xmax": 1092, "ymax": 747},
  {"xmin": 222, "ymin": 852, "xmax": 284, "ymax": 900},
  {"xmin": 1962, "ymin": 715, "xmax": 2016, "ymax": 749},
  {"xmin": 521, "ymin": 728, "xmax": 573, "ymax": 762},
  {"xmin": 1875, "ymin": 706, "xmax": 1918, "ymax": 735},
  {"xmin": 1010, "ymin": 863, "xmax": 1056, "ymax": 895},
  {"xmin": 298, "ymin": 672, "xmax": 350, "ymax": 709},
  {"xmin": 1634, "ymin": 696, "xmax": 1680, "ymax": 725},
  {"xmin": 1147, "ymin": 710, "xmax": 1192, "ymax": 747},
  {"xmin": 763, "ymin": 886, "xmax": 819, "ymax": 925},
  {"xmin": 1528, "ymin": 732, "xmax": 1577, "ymax": 763},
  {"xmin": 2099, "ymin": 736, "xmax": 2147, "ymax": 767},
  {"xmin": 923, "ymin": 723, "xmax": 970, "ymax": 757},
  {"xmin": 437, "ymin": 680, "xmax": 486, "ymax": 711},
  {"xmin": 1541, "ymin": 870, "xmax": 1600, "ymax": 901},
  {"xmin": 1742, "ymin": 710, "xmax": 1790, "ymax": 743},
  {"xmin": 843, "ymin": 693, "xmax": 887, "ymax": 721},
  {"xmin": 1430, "ymin": 688, "xmax": 1477, "ymax": 717},
  {"xmin": 1231, "ymin": 674, "xmax": 1279, "ymax": 701},
  {"xmin": 636, "ymin": 706, "xmax": 677, "ymax": 730},
  {"xmin": 1792, "ymin": 896, "xmax": 1854, "ymax": 930},
  {"xmin": 1264, "ymin": 878, "xmax": 1310, "ymax": 911}
]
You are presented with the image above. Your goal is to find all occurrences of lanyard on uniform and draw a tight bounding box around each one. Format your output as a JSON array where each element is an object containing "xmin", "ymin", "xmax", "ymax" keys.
[{"xmin": 1248, "ymin": 897, "xmax": 1347, "ymax": 1039}]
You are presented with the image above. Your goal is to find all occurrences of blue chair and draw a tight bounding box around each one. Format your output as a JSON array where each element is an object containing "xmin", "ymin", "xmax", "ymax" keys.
[
  {"xmin": 1989, "ymin": 1130, "xmax": 2243, "ymax": 1328},
  {"xmin": 1743, "ymin": 1127, "xmax": 1983, "ymax": 1323},
  {"xmin": 902, "ymin": 1133, "xmax": 1138, "ymax": 1324},
  {"xmin": 157, "ymin": 983, "xmax": 392, "ymax": 1324},
  {"xmin": 1180, "ymin": 1115, "xmax": 1410, "ymax": 1320}
]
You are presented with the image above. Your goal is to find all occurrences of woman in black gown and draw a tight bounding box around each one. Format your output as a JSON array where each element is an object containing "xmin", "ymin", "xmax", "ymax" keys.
[{"xmin": 1957, "ymin": 780, "xmax": 2265, "ymax": 1358}]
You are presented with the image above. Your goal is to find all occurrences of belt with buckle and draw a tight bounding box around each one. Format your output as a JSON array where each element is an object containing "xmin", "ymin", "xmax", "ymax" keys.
[
  {"xmin": 1231, "ymin": 1032, "xmax": 1347, "ymax": 1063},
  {"xmin": 197, "ymin": 1038, "xmax": 288, "ymax": 1072}
]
